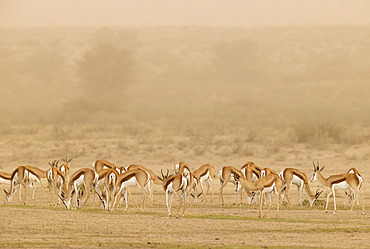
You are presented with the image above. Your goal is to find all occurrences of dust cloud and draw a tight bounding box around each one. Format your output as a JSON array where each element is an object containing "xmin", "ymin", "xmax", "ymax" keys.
[{"xmin": 0, "ymin": 1, "xmax": 369, "ymax": 144}]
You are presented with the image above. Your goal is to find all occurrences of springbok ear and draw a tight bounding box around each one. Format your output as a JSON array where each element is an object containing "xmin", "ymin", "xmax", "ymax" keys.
[
  {"xmin": 319, "ymin": 166, "xmax": 325, "ymax": 172},
  {"xmin": 3, "ymin": 189, "xmax": 9, "ymax": 195}
]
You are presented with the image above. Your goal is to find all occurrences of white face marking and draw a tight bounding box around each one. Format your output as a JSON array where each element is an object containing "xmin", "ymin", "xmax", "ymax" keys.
[{"xmin": 311, "ymin": 171, "xmax": 317, "ymax": 182}]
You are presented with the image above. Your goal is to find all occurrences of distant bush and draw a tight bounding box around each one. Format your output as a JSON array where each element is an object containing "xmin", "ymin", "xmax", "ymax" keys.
[{"xmin": 293, "ymin": 120, "xmax": 341, "ymax": 143}]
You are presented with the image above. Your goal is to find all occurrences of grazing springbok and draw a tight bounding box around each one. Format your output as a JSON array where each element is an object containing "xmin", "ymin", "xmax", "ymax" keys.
[
  {"xmin": 111, "ymin": 168, "xmax": 150, "ymax": 211},
  {"xmin": 279, "ymin": 168, "xmax": 322, "ymax": 206},
  {"xmin": 239, "ymin": 162, "xmax": 261, "ymax": 204},
  {"xmin": 95, "ymin": 168, "xmax": 120, "ymax": 210},
  {"xmin": 93, "ymin": 159, "xmax": 126, "ymax": 174},
  {"xmin": 311, "ymin": 161, "xmax": 365, "ymax": 215},
  {"xmin": 218, "ymin": 166, "xmax": 244, "ymax": 206},
  {"xmin": 59, "ymin": 168, "xmax": 103, "ymax": 210},
  {"xmin": 0, "ymin": 171, "xmax": 12, "ymax": 201},
  {"xmin": 47, "ymin": 160, "xmax": 68, "ymax": 206},
  {"xmin": 190, "ymin": 164, "xmax": 216, "ymax": 203},
  {"xmin": 4, "ymin": 165, "xmax": 49, "ymax": 204},
  {"xmin": 126, "ymin": 164, "xmax": 162, "ymax": 201},
  {"xmin": 157, "ymin": 169, "xmax": 188, "ymax": 218},
  {"xmin": 174, "ymin": 162, "xmax": 191, "ymax": 176},
  {"xmin": 59, "ymin": 157, "xmax": 72, "ymax": 184},
  {"xmin": 0, "ymin": 171, "xmax": 11, "ymax": 186},
  {"xmin": 236, "ymin": 173, "xmax": 285, "ymax": 218},
  {"xmin": 260, "ymin": 167, "xmax": 277, "ymax": 178}
]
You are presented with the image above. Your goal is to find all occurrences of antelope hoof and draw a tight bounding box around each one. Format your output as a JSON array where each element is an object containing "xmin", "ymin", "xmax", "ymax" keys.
[
  {"xmin": 361, "ymin": 211, "xmax": 365, "ymax": 215},
  {"xmin": 176, "ymin": 215, "xmax": 179, "ymax": 219}
]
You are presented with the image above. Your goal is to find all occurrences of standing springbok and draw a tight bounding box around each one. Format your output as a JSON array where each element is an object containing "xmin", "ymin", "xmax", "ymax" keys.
[
  {"xmin": 311, "ymin": 161, "xmax": 365, "ymax": 215},
  {"xmin": 343, "ymin": 168, "xmax": 363, "ymax": 206},
  {"xmin": 111, "ymin": 168, "xmax": 150, "ymax": 211},
  {"xmin": 59, "ymin": 168, "xmax": 104, "ymax": 210},
  {"xmin": 279, "ymin": 168, "xmax": 322, "ymax": 206},
  {"xmin": 157, "ymin": 169, "xmax": 188, "ymax": 218},
  {"xmin": 236, "ymin": 173, "xmax": 285, "ymax": 218}
]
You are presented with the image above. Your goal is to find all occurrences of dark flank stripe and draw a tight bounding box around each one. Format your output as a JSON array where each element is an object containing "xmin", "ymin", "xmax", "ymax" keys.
[
  {"xmin": 199, "ymin": 169, "xmax": 209, "ymax": 178},
  {"xmin": 331, "ymin": 176, "xmax": 347, "ymax": 185},
  {"xmin": 119, "ymin": 172, "xmax": 136, "ymax": 184},
  {"xmin": 292, "ymin": 171, "xmax": 306, "ymax": 181},
  {"xmin": 164, "ymin": 176, "xmax": 175, "ymax": 190},
  {"xmin": 71, "ymin": 170, "xmax": 86, "ymax": 183},
  {"xmin": 25, "ymin": 167, "xmax": 42, "ymax": 180}
]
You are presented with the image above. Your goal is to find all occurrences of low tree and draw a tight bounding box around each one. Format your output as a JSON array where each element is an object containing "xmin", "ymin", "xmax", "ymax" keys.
[{"xmin": 74, "ymin": 42, "xmax": 134, "ymax": 113}]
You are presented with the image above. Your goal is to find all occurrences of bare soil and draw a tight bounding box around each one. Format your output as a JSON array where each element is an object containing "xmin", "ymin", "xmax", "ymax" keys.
[{"xmin": 0, "ymin": 141, "xmax": 369, "ymax": 248}]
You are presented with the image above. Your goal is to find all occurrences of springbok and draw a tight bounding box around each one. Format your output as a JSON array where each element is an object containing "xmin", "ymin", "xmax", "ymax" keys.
[
  {"xmin": 59, "ymin": 157, "xmax": 72, "ymax": 184},
  {"xmin": 190, "ymin": 164, "xmax": 215, "ymax": 203},
  {"xmin": 47, "ymin": 160, "xmax": 68, "ymax": 206},
  {"xmin": 343, "ymin": 168, "xmax": 362, "ymax": 206},
  {"xmin": 111, "ymin": 168, "xmax": 150, "ymax": 211},
  {"xmin": 218, "ymin": 166, "xmax": 244, "ymax": 206},
  {"xmin": 279, "ymin": 167, "xmax": 322, "ymax": 206},
  {"xmin": 126, "ymin": 164, "xmax": 162, "ymax": 201},
  {"xmin": 236, "ymin": 173, "xmax": 285, "ymax": 218},
  {"xmin": 4, "ymin": 165, "xmax": 49, "ymax": 204},
  {"xmin": 239, "ymin": 162, "xmax": 261, "ymax": 204},
  {"xmin": 93, "ymin": 159, "xmax": 126, "ymax": 174},
  {"xmin": 157, "ymin": 169, "xmax": 188, "ymax": 218},
  {"xmin": 59, "ymin": 168, "xmax": 104, "ymax": 210},
  {"xmin": 311, "ymin": 161, "xmax": 365, "ymax": 215}
]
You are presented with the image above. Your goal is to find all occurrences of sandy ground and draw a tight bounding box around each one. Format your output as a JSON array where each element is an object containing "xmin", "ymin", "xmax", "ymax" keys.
[{"xmin": 0, "ymin": 142, "xmax": 369, "ymax": 248}]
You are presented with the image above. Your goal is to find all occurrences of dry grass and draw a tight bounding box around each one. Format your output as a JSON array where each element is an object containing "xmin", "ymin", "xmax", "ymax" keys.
[{"xmin": 0, "ymin": 124, "xmax": 369, "ymax": 248}]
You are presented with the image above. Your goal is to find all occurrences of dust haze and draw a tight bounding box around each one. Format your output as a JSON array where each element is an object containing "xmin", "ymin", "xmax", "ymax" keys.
[
  {"xmin": 1, "ymin": 1, "xmax": 370, "ymax": 158},
  {"xmin": 1, "ymin": 2, "xmax": 370, "ymax": 248}
]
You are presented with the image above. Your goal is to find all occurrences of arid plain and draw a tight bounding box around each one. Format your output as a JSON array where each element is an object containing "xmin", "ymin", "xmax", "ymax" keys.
[
  {"xmin": 0, "ymin": 125, "xmax": 369, "ymax": 248},
  {"xmin": 0, "ymin": 26, "xmax": 370, "ymax": 248}
]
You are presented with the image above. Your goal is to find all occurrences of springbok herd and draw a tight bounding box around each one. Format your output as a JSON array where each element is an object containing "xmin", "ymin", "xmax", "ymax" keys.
[{"xmin": 0, "ymin": 159, "xmax": 365, "ymax": 218}]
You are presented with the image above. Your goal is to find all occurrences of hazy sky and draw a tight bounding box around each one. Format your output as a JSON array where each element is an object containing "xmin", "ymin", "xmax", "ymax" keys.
[{"xmin": 1, "ymin": 0, "xmax": 369, "ymax": 27}]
